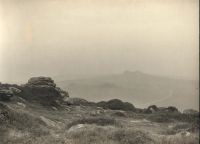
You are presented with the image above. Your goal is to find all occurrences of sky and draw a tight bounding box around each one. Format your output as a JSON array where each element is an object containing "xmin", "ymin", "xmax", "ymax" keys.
[{"xmin": 0, "ymin": 0, "xmax": 199, "ymax": 83}]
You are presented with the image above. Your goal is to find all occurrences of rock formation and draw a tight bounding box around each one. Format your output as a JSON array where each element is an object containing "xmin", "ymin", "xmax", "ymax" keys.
[
  {"xmin": 0, "ymin": 89, "xmax": 13, "ymax": 101},
  {"xmin": 146, "ymin": 105, "xmax": 159, "ymax": 113},
  {"xmin": 64, "ymin": 97, "xmax": 89, "ymax": 106},
  {"xmin": 0, "ymin": 83, "xmax": 21, "ymax": 101},
  {"xmin": 27, "ymin": 77, "xmax": 56, "ymax": 87},
  {"xmin": 19, "ymin": 77, "xmax": 69, "ymax": 106}
]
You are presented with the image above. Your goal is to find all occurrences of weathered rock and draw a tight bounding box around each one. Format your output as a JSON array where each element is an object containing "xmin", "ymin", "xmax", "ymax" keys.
[
  {"xmin": 145, "ymin": 105, "xmax": 159, "ymax": 113},
  {"xmin": 18, "ymin": 77, "xmax": 69, "ymax": 106},
  {"xmin": 64, "ymin": 97, "xmax": 89, "ymax": 106},
  {"xmin": 27, "ymin": 77, "xmax": 56, "ymax": 87},
  {"xmin": 9, "ymin": 87, "xmax": 22, "ymax": 94},
  {"xmin": 39, "ymin": 116, "xmax": 56, "ymax": 127},
  {"xmin": 17, "ymin": 102, "xmax": 26, "ymax": 108},
  {"xmin": 165, "ymin": 106, "xmax": 179, "ymax": 113},
  {"xmin": 0, "ymin": 85, "xmax": 23, "ymax": 102},
  {"xmin": 0, "ymin": 89, "xmax": 13, "ymax": 101},
  {"xmin": 55, "ymin": 87, "xmax": 69, "ymax": 98}
]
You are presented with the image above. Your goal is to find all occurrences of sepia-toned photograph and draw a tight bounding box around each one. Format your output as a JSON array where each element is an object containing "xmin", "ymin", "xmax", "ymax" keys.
[{"xmin": 0, "ymin": 0, "xmax": 199, "ymax": 143}]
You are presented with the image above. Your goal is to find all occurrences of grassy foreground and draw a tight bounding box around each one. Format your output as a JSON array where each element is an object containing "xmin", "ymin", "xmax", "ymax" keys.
[{"xmin": 0, "ymin": 100, "xmax": 199, "ymax": 144}]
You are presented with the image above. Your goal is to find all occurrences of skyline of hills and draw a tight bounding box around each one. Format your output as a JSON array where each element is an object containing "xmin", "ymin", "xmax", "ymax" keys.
[{"xmin": 57, "ymin": 71, "xmax": 199, "ymax": 111}]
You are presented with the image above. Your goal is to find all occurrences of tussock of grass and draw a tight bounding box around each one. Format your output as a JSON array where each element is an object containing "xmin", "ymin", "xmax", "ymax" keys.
[
  {"xmin": 110, "ymin": 129, "xmax": 154, "ymax": 144},
  {"xmin": 172, "ymin": 123, "xmax": 192, "ymax": 131},
  {"xmin": 1, "ymin": 109, "xmax": 49, "ymax": 137},
  {"xmin": 157, "ymin": 134, "xmax": 199, "ymax": 144},
  {"xmin": 67, "ymin": 126, "xmax": 113, "ymax": 144},
  {"xmin": 160, "ymin": 129, "xmax": 177, "ymax": 135},
  {"xmin": 67, "ymin": 126, "xmax": 154, "ymax": 144},
  {"xmin": 172, "ymin": 123, "xmax": 199, "ymax": 133}
]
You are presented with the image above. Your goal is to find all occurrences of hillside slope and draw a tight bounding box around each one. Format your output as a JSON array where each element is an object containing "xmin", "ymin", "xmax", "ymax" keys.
[
  {"xmin": 0, "ymin": 76, "xmax": 199, "ymax": 144},
  {"xmin": 57, "ymin": 71, "xmax": 199, "ymax": 111}
]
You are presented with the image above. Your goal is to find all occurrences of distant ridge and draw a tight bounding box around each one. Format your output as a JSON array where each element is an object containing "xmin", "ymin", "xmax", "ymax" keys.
[{"xmin": 57, "ymin": 71, "xmax": 198, "ymax": 111}]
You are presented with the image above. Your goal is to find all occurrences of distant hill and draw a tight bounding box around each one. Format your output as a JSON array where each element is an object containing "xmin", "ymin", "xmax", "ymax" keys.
[{"xmin": 57, "ymin": 71, "xmax": 199, "ymax": 111}]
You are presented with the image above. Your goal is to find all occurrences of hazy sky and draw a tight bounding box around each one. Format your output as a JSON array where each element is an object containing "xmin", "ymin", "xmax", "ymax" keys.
[{"xmin": 0, "ymin": 0, "xmax": 199, "ymax": 83}]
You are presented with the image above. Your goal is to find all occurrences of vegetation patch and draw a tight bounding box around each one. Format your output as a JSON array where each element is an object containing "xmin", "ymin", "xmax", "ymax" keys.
[
  {"xmin": 110, "ymin": 129, "xmax": 154, "ymax": 144},
  {"xmin": 146, "ymin": 112, "xmax": 199, "ymax": 124},
  {"xmin": 97, "ymin": 99, "xmax": 136, "ymax": 111},
  {"xmin": 67, "ymin": 126, "xmax": 154, "ymax": 144},
  {"xmin": 67, "ymin": 116, "xmax": 118, "ymax": 129},
  {"xmin": 157, "ymin": 134, "xmax": 199, "ymax": 144}
]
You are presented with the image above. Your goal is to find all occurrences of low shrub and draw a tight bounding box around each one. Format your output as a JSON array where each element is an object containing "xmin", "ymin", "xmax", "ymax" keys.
[{"xmin": 97, "ymin": 99, "xmax": 136, "ymax": 111}]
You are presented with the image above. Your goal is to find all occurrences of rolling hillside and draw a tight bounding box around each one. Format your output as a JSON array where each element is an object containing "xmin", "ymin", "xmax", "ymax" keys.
[
  {"xmin": 57, "ymin": 71, "xmax": 199, "ymax": 111},
  {"xmin": 0, "ymin": 76, "xmax": 199, "ymax": 144}
]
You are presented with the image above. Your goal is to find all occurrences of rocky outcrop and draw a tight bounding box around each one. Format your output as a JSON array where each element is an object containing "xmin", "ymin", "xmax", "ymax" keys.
[
  {"xmin": 19, "ymin": 77, "xmax": 69, "ymax": 106},
  {"xmin": 0, "ymin": 83, "xmax": 21, "ymax": 101},
  {"xmin": 64, "ymin": 97, "xmax": 94, "ymax": 106},
  {"xmin": 146, "ymin": 105, "xmax": 159, "ymax": 113},
  {"xmin": 164, "ymin": 106, "xmax": 179, "ymax": 113},
  {"xmin": 9, "ymin": 87, "xmax": 21, "ymax": 94},
  {"xmin": 0, "ymin": 77, "xmax": 69, "ymax": 107},
  {"xmin": 64, "ymin": 97, "xmax": 84, "ymax": 105},
  {"xmin": 0, "ymin": 89, "xmax": 13, "ymax": 101}
]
